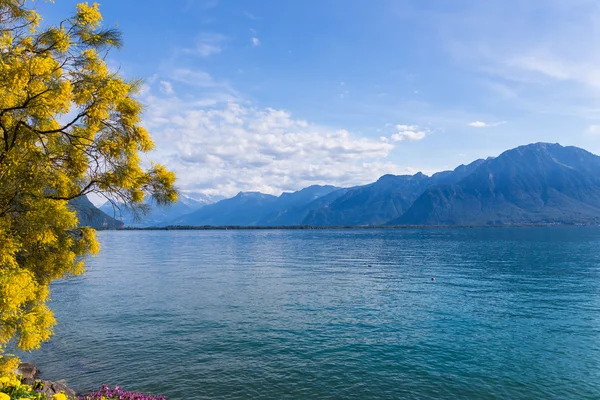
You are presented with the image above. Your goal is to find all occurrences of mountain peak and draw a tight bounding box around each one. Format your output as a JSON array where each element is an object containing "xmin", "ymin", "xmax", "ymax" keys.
[
  {"xmin": 394, "ymin": 142, "xmax": 600, "ymax": 226},
  {"xmin": 235, "ymin": 191, "xmax": 272, "ymax": 198},
  {"xmin": 293, "ymin": 184, "xmax": 338, "ymax": 193},
  {"xmin": 522, "ymin": 142, "xmax": 561, "ymax": 149},
  {"xmin": 507, "ymin": 142, "xmax": 592, "ymax": 157},
  {"xmin": 376, "ymin": 172, "xmax": 427, "ymax": 184}
]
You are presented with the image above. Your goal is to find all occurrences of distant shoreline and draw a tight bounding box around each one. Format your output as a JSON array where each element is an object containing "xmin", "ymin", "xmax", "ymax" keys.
[{"xmin": 98, "ymin": 223, "xmax": 600, "ymax": 231}]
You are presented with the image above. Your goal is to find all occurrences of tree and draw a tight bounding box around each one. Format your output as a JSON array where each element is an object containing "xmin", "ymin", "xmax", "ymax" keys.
[{"xmin": 0, "ymin": 1, "xmax": 177, "ymax": 376}]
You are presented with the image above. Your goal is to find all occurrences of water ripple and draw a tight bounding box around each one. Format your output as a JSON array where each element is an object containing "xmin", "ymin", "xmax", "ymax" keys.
[{"xmin": 22, "ymin": 228, "xmax": 600, "ymax": 399}]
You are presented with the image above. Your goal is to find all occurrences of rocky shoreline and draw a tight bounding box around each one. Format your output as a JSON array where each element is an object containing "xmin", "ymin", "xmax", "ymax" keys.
[{"xmin": 17, "ymin": 363, "xmax": 77, "ymax": 399}]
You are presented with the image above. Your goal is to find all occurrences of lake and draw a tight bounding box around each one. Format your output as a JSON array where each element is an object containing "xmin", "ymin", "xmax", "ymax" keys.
[{"xmin": 25, "ymin": 228, "xmax": 600, "ymax": 399}]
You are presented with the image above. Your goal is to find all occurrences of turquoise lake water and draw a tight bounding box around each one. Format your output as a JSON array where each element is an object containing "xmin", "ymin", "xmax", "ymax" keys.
[{"xmin": 25, "ymin": 228, "xmax": 600, "ymax": 399}]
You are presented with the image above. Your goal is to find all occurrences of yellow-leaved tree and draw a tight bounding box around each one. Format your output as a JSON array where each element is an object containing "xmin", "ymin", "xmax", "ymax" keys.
[{"xmin": 0, "ymin": 0, "xmax": 177, "ymax": 377}]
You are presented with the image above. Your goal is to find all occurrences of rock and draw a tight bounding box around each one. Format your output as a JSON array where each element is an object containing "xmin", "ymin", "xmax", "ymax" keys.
[
  {"xmin": 16, "ymin": 363, "xmax": 77, "ymax": 399},
  {"xmin": 41, "ymin": 380, "xmax": 77, "ymax": 398},
  {"xmin": 21, "ymin": 377, "xmax": 36, "ymax": 387},
  {"xmin": 16, "ymin": 363, "xmax": 40, "ymax": 379}
]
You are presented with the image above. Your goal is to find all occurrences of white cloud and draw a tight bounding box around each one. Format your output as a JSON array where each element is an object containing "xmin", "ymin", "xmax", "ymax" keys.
[
  {"xmin": 467, "ymin": 121, "xmax": 506, "ymax": 128},
  {"xmin": 142, "ymin": 77, "xmax": 399, "ymax": 196},
  {"xmin": 251, "ymin": 37, "xmax": 260, "ymax": 46},
  {"xmin": 390, "ymin": 125, "xmax": 429, "ymax": 142},
  {"xmin": 391, "ymin": 131, "xmax": 427, "ymax": 141},
  {"xmin": 468, "ymin": 121, "xmax": 487, "ymax": 128}
]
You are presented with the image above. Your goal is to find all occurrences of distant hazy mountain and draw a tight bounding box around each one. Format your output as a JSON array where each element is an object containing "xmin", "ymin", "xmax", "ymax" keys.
[
  {"xmin": 100, "ymin": 194, "xmax": 210, "ymax": 227},
  {"xmin": 391, "ymin": 143, "xmax": 600, "ymax": 225},
  {"xmin": 301, "ymin": 159, "xmax": 485, "ymax": 226},
  {"xmin": 69, "ymin": 196, "xmax": 124, "ymax": 230},
  {"xmin": 172, "ymin": 185, "xmax": 341, "ymax": 226},
  {"xmin": 184, "ymin": 192, "xmax": 226, "ymax": 205},
  {"xmin": 171, "ymin": 192, "xmax": 279, "ymax": 226},
  {"xmin": 258, "ymin": 185, "xmax": 342, "ymax": 225}
]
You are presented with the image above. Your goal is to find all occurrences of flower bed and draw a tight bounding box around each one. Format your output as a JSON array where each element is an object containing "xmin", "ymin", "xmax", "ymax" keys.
[
  {"xmin": 0, "ymin": 375, "xmax": 44, "ymax": 399},
  {"xmin": 77, "ymin": 385, "xmax": 166, "ymax": 400},
  {"xmin": 1, "ymin": 377, "xmax": 165, "ymax": 400}
]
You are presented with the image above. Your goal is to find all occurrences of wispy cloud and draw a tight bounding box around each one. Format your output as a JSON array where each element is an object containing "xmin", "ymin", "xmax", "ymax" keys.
[
  {"xmin": 498, "ymin": 51, "xmax": 600, "ymax": 90},
  {"xmin": 170, "ymin": 68, "xmax": 218, "ymax": 87},
  {"xmin": 251, "ymin": 37, "xmax": 260, "ymax": 47},
  {"xmin": 145, "ymin": 69, "xmax": 240, "ymax": 113},
  {"xmin": 184, "ymin": 0, "xmax": 219, "ymax": 12},
  {"xmin": 167, "ymin": 69, "xmax": 240, "ymax": 99},
  {"xmin": 186, "ymin": 32, "xmax": 228, "ymax": 57},
  {"xmin": 585, "ymin": 125, "xmax": 600, "ymax": 136},
  {"xmin": 439, "ymin": 0, "xmax": 600, "ymax": 119},
  {"xmin": 159, "ymin": 81, "xmax": 174, "ymax": 95},
  {"xmin": 203, "ymin": 0, "xmax": 219, "ymax": 9}
]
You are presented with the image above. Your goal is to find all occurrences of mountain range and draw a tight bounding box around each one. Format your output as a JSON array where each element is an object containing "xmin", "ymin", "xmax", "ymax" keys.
[
  {"xmin": 170, "ymin": 185, "xmax": 341, "ymax": 226},
  {"xmin": 98, "ymin": 193, "xmax": 217, "ymax": 227},
  {"xmin": 392, "ymin": 143, "xmax": 600, "ymax": 225},
  {"xmin": 72, "ymin": 143, "xmax": 600, "ymax": 227}
]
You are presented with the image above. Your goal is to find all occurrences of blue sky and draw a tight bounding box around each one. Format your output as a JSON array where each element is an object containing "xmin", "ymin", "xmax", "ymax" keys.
[{"xmin": 40, "ymin": 0, "xmax": 600, "ymax": 197}]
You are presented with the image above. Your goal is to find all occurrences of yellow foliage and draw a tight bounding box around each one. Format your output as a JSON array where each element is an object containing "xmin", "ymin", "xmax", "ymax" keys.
[
  {"xmin": 0, "ymin": 355, "xmax": 18, "ymax": 380},
  {"xmin": 76, "ymin": 2, "xmax": 102, "ymax": 28},
  {"xmin": 0, "ymin": 0, "xmax": 177, "ymax": 378}
]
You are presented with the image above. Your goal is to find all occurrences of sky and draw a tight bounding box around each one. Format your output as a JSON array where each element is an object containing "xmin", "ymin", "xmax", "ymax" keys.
[{"xmin": 39, "ymin": 0, "xmax": 600, "ymax": 198}]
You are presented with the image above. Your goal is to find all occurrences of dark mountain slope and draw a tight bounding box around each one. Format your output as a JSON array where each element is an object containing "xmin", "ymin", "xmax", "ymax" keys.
[
  {"xmin": 430, "ymin": 159, "xmax": 487, "ymax": 185},
  {"xmin": 392, "ymin": 143, "xmax": 600, "ymax": 225},
  {"xmin": 301, "ymin": 159, "xmax": 485, "ymax": 226},
  {"xmin": 69, "ymin": 196, "xmax": 124, "ymax": 229},
  {"xmin": 302, "ymin": 174, "xmax": 430, "ymax": 225}
]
